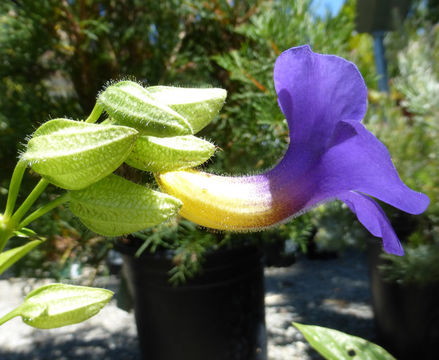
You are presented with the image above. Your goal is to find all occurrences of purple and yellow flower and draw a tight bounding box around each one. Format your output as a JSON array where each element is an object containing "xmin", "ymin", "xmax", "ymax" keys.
[{"xmin": 157, "ymin": 45, "xmax": 429, "ymax": 256}]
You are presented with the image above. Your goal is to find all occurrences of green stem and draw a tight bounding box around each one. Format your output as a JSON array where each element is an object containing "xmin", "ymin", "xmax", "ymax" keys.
[
  {"xmin": 4, "ymin": 160, "xmax": 27, "ymax": 218},
  {"xmin": 0, "ymin": 308, "xmax": 20, "ymax": 326},
  {"xmin": 11, "ymin": 179, "xmax": 49, "ymax": 225},
  {"xmin": 85, "ymin": 103, "xmax": 103, "ymax": 123},
  {"xmin": 18, "ymin": 193, "xmax": 70, "ymax": 229},
  {"xmin": 0, "ymin": 223, "xmax": 14, "ymax": 253}
]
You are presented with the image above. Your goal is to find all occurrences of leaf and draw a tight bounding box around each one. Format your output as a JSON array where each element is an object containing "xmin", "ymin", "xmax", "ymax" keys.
[
  {"xmin": 125, "ymin": 134, "xmax": 216, "ymax": 172},
  {"xmin": 0, "ymin": 284, "xmax": 113, "ymax": 329},
  {"xmin": 0, "ymin": 238, "xmax": 44, "ymax": 274},
  {"xmin": 98, "ymin": 81, "xmax": 193, "ymax": 136},
  {"xmin": 147, "ymin": 86, "xmax": 227, "ymax": 133},
  {"xmin": 22, "ymin": 119, "xmax": 138, "ymax": 190},
  {"xmin": 293, "ymin": 322, "xmax": 396, "ymax": 360},
  {"xmin": 13, "ymin": 227, "xmax": 37, "ymax": 238},
  {"xmin": 69, "ymin": 174, "xmax": 182, "ymax": 236}
]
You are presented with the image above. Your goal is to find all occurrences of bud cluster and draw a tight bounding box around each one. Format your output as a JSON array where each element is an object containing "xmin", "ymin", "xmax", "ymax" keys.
[{"xmin": 20, "ymin": 81, "xmax": 227, "ymax": 236}]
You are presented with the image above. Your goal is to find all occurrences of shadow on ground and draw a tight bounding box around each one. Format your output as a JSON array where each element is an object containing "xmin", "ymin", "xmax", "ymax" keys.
[{"xmin": 0, "ymin": 326, "xmax": 140, "ymax": 360}]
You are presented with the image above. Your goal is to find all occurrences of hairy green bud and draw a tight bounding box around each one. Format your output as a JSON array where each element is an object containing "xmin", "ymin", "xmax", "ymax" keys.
[
  {"xmin": 147, "ymin": 86, "xmax": 227, "ymax": 133},
  {"xmin": 0, "ymin": 284, "xmax": 113, "ymax": 329},
  {"xmin": 98, "ymin": 81, "xmax": 193, "ymax": 136},
  {"xmin": 125, "ymin": 135, "xmax": 216, "ymax": 172},
  {"xmin": 22, "ymin": 119, "xmax": 138, "ymax": 190},
  {"xmin": 69, "ymin": 174, "xmax": 182, "ymax": 236}
]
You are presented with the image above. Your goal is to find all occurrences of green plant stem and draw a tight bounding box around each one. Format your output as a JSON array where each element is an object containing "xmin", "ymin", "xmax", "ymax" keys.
[
  {"xmin": 0, "ymin": 308, "xmax": 20, "ymax": 326},
  {"xmin": 85, "ymin": 103, "xmax": 103, "ymax": 123},
  {"xmin": 0, "ymin": 223, "xmax": 14, "ymax": 253},
  {"xmin": 11, "ymin": 178, "xmax": 49, "ymax": 225},
  {"xmin": 18, "ymin": 193, "xmax": 70, "ymax": 229},
  {"xmin": 4, "ymin": 160, "xmax": 27, "ymax": 218}
]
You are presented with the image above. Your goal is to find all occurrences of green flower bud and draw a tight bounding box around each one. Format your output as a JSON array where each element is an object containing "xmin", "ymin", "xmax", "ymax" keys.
[
  {"xmin": 0, "ymin": 284, "xmax": 113, "ymax": 329},
  {"xmin": 69, "ymin": 174, "xmax": 182, "ymax": 236},
  {"xmin": 125, "ymin": 135, "xmax": 216, "ymax": 172},
  {"xmin": 22, "ymin": 119, "xmax": 138, "ymax": 190},
  {"xmin": 147, "ymin": 86, "xmax": 227, "ymax": 133},
  {"xmin": 98, "ymin": 81, "xmax": 193, "ymax": 136}
]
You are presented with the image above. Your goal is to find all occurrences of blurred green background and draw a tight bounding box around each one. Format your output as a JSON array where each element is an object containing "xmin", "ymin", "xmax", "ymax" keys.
[{"xmin": 0, "ymin": 0, "xmax": 438, "ymax": 283}]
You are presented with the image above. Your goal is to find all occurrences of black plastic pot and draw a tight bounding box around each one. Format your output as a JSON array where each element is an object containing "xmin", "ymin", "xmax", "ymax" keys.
[
  {"xmin": 117, "ymin": 241, "xmax": 267, "ymax": 360},
  {"xmin": 368, "ymin": 242, "xmax": 439, "ymax": 359}
]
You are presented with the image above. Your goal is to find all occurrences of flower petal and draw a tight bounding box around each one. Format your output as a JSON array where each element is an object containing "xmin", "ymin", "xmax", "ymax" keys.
[
  {"xmin": 274, "ymin": 45, "xmax": 367, "ymax": 148},
  {"xmin": 310, "ymin": 120, "xmax": 430, "ymax": 215},
  {"xmin": 337, "ymin": 191, "xmax": 404, "ymax": 256}
]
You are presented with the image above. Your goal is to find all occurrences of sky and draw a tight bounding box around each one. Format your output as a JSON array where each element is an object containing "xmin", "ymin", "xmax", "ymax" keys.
[{"xmin": 313, "ymin": 0, "xmax": 346, "ymax": 17}]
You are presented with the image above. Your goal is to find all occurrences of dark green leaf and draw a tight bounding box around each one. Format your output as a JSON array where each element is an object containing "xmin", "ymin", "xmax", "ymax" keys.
[{"xmin": 0, "ymin": 239, "xmax": 44, "ymax": 274}]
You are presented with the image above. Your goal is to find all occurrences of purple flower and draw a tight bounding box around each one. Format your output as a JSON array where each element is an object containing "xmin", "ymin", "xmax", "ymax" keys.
[{"xmin": 157, "ymin": 45, "xmax": 429, "ymax": 255}]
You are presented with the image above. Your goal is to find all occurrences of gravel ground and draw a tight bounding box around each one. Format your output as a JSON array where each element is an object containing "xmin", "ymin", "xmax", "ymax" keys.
[
  {"xmin": 0, "ymin": 250, "xmax": 374, "ymax": 360},
  {"xmin": 264, "ymin": 250, "xmax": 374, "ymax": 359}
]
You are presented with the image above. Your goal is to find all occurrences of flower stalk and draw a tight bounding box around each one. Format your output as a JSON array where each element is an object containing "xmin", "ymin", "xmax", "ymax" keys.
[
  {"xmin": 11, "ymin": 178, "xmax": 50, "ymax": 226},
  {"xmin": 4, "ymin": 160, "xmax": 27, "ymax": 219},
  {"xmin": 85, "ymin": 103, "xmax": 103, "ymax": 123},
  {"xmin": 18, "ymin": 193, "xmax": 70, "ymax": 229}
]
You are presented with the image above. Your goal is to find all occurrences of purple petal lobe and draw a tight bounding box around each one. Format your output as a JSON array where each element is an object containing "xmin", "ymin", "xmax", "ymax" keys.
[
  {"xmin": 274, "ymin": 45, "xmax": 367, "ymax": 149},
  {"xmin": 337, "ymin": 191, "xmax": 404, "ymax": 256},
  {"xmin": 313, "ymin": 120, "xmax": 430, "ymax": 215}
]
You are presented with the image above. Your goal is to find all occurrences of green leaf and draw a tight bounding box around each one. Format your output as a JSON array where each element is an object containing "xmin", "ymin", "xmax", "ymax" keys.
[
  {"xmin": 125, "ymin": 134, "xmax": 216, "ymax": 172},
  {"xmin": 0, "ymin": 284, "xmax": 113, "ymax": 329},
  {"xmin": 0, "ymin": 238, "xmax": 44, "ymax": 274},
  {"xmin": 293, "ymin": 322, "xmax": 396, "ymax": 360},
  {"xmin": 98, "ymin": 81, "xmax": 193, "ymax": 136},
  {"xmin": 22, "ymin": 119, "xmax": 138, "ymax": 190},
  {"xmin": 13, "ymin": 227, "xmax": 37, "ymax": 238},
  {"xmin": 147, "ymin": 86, "xmax": 227, "ymax": 133},
  {"xmin": 69, "ymin": 174, "xmax": 182, "ymax": 236}
]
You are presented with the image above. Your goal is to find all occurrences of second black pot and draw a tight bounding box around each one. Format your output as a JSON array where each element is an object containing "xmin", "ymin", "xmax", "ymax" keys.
[{"xmin": 368, "ymin": 242, "xmax": 439, "ymax": 359}]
